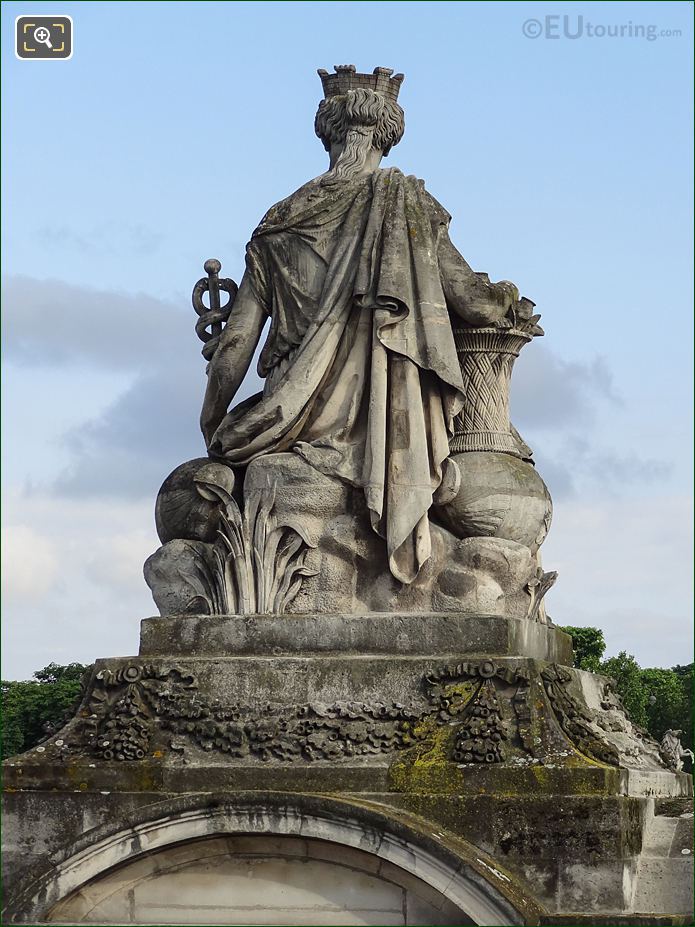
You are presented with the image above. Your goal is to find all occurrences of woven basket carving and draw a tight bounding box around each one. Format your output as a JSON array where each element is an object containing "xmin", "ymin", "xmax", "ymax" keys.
[{"xmin": 450, "ymin": 327, "xmax": 531, "ymax": 456}]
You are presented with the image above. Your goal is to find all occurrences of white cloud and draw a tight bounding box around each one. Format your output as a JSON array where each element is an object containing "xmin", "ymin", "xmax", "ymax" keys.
[
  {"xmin": 1, "ymin": 492, "xmax": 157, "ymax": 680},
  {"xmin": 529, "ymin": 436, "xmax": 672, "ymax": 502},
  {"xmin": 37, "ymin": 222, "xmax": 164, "ymax": 258},
  {"xmin": 542, "ymin": 493, "xmax": 694, "ymax": 668},
  {"xmin": 2, "ymin": 275, "xmax": 262, "ymax": 499},
  {"xmin": 511, "ymin": 344, "xmax": 620, "ymax": 431},
  {"xmin": 1, "ymin": 525, "xmax": 59, "ymax": 605},
  {"xmin": 2, "ymin": 275, "xmax": 193, "ymax": 372},
  {"xmin": 86, "ymin": 528, "xmax": 158, "ymax": 592}
]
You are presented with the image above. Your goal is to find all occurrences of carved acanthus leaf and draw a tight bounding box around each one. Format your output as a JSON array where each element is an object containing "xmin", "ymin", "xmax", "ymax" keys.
[{"xmin": 189, "ymin": 466, "xmax": 317, "ymax": 615}]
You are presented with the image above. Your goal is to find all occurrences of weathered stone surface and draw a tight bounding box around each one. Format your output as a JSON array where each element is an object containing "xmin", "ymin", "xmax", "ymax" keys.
[
  {"xmin": 659, "ymin": 729, "xmax": 695, "ymax": 771},
  {"xmin": 3, "ymin": 788, "xmax": 692, "ymax": 924},
  {"xmin": 539, "ymin": 917, "xmax": 693, "ymax": 925},
  {"xmin": 139, "ymin": 612, "xmax": 573, "ymax": 662},
  {"xmin": 2, "ymin": 792, "xmax": 538, "ymax": 926},
  {"xmin": 3, "ymin": 661, "xmax": 692, "ymax": 920},
  {"xmin": 632, "ymin": 800, "xmax": 695, "ymax": 914},
  {"xmin": 154, "ymin": 456, "xmax": 230, "ymax": 544},
  {"xmin": 142, "ymin": 69, "xmax": 556, "ymax": 613},
  {"xmin": 434, "ymin": 320, "xmax": 553, "ymax": 553},
  {"xmin": 47, "ymin": 835, "xmax": 469, "ymax": 925},
  {"xmin": 545, "ymin": 665, "xmax": 670, "ymax": 770},
  {"xmin": 4, "ymin": 649, "xmax": 686, "ymax": 795},
  {"xmin": 4, "ymin": 63, "xmax": 692, "ymax": 927},
  {"xmin": 145, "ymin": 458, "xmax": 317, "ymax": 616},
  {"xmin": 146, "ymin": 452, "xmax": 556, "ymax": 620},
  {"xmin": 434, "ymin": 451, "xmax": 552, "ymax": 551}
]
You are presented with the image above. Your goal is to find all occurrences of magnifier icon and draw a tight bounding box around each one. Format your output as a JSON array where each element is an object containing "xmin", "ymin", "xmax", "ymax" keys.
[{"xmin": 33, "ymin": 26, "xmax": 53, "ymax": 49}]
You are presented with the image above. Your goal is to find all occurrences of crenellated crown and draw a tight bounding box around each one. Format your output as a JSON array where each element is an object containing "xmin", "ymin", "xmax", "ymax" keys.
[{"xmin": 317, "ymin": 65, "xmax": 404, "ymax": 103}]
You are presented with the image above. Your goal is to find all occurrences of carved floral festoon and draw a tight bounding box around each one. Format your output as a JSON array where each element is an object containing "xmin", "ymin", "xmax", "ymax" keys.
[
  {"xmin": 71, "ymin": 660, "xmax": 530, "ymax": 765},
  {"xmin": 26, "ymin": 659, "xmax": 665, "ymax": 771}
]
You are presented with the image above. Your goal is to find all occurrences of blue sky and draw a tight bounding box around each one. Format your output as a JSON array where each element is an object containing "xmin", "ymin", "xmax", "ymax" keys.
[{"xmin": 2, "ymin": 0, "xmax": 693, "ymax": 678}]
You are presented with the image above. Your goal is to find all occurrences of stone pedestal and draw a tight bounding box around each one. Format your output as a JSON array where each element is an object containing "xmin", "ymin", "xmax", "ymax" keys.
[{"xmin": 3, "ymin": 615, "xmax": 692, "ymax": 925}]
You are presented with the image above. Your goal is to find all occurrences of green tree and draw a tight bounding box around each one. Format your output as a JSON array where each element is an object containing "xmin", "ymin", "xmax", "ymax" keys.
[
  {"xmin": 599, "ymin": 650, "xmax": 650, "ymax": 728},
  {"xmin": 597, "ymin": 652, "xmax": 691, "ymax": 748},
  {"xmin": 1, "ymin": 662, "xmax": 90, "ymax": 760},
  {"xmin": 560, "ymin": 625, "xmax": 606, "ymax": 672},
  {"xmin": 672, "ymin": 663, "xmax": 694, "ymax": 752},
  {"xmin": 640, "ymin": 667, "xmax": 690, "ymax": 743}
]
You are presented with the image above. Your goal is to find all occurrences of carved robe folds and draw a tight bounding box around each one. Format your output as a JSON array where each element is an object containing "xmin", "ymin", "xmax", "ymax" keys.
[{"xmin": 208, "ymin": 168, "xmax": 464, "ymax": 584}]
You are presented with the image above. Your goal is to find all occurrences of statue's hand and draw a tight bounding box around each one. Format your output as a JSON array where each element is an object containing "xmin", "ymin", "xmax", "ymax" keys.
[
  {"xmin": 514, "ymin": 296, "xmax": 535, "ymax": 321},
  {"xmin": 500, "ymin": 295, "xmax": 543, "ymax": 337}
]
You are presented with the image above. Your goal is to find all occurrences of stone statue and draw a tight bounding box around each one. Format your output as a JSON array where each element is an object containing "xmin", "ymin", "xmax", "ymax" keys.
[
  {"xmin": 6, "ymin": 67, "xmax": 691, "ymax": 927},
  {"xmin": 660, "ymin": 729, "xmax": 694, "ymax": 771},
  {"xmin": 145, "ymin": 65, "xmax": 554, "ymax": 618}
]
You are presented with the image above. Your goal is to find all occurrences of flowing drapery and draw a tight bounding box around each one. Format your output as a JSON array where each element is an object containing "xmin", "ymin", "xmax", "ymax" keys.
[{"xmin": 209, "ymin": 168, "xmax": 463, "ymax": 583}]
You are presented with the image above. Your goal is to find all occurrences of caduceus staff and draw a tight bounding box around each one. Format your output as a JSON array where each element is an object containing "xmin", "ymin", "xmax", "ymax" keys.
[{"xmin": 192, "ymin": 258, "xmax": 238, "ymax": 364}]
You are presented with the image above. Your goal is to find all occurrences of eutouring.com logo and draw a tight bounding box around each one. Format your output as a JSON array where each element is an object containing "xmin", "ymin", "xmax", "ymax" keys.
[{"xmin": 522, "ymin": 15, "xmax": 682, "ymax": 41}]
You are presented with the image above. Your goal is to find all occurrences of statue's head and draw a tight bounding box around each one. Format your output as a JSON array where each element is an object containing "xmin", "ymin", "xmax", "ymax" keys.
[{"xmin": 315, "ymin": 66, "xmax": 405, "ymax": 180}]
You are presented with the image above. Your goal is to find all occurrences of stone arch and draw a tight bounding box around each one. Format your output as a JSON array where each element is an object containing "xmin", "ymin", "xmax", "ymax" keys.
[
  {"xmin": 19, "ymin": 794, "xmax": 540, "ymax": 925},
  {"xmin": 47, "ymin": 834, "xmax": 472, "ymax": 925}
]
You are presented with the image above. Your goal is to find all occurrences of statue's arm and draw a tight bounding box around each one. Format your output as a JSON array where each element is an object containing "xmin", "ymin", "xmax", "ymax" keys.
[
  {"xmin": 438, "ymin": 232, "xmax": 518, "ymax": 325},
  {"xmin": 200, "ymin": 273, "xmax": 266, "ymax": 447}
]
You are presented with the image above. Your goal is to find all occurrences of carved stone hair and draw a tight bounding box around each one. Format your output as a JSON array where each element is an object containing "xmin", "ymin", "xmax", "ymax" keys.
[{"xmin": 314, "ymin": 88, "xmax": 405, "ymax": 182}]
